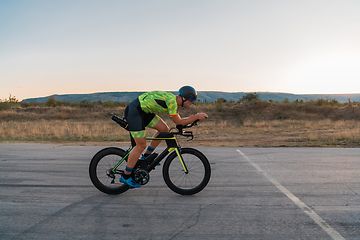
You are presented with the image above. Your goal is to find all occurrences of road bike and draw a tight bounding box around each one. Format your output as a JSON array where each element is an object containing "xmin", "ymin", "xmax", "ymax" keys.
[{"xmin": 89, "ymin": 115, "xmax": 211, "ymax": 195}]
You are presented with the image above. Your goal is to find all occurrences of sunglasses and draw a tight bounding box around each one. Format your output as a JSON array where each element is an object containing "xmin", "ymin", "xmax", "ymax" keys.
[{"xmin": 187, "ymin": 96, "xmax": 196, "ymax": 104}]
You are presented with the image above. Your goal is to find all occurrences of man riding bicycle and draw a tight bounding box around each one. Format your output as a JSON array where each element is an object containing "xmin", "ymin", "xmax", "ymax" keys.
[{"xmin": 120, "ymin": 86, "xmax": 208, "ymax": 188}]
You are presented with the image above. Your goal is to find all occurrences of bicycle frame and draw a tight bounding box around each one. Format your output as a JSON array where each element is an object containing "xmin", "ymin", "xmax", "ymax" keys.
[{"xmin": 111, "ymin": 134, "xmax": 188, "ymax": 175}]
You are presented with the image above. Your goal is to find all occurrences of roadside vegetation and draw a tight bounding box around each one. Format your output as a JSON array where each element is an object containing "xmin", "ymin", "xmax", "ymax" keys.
[{"xmin": 1, "ymin": 93, "xmax": 360, "ymax": 147}]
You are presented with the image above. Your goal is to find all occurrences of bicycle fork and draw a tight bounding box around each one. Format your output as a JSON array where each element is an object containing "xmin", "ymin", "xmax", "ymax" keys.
[{"xmin": 171, "ymin": 147, "xmax": 189, "ymax": 174}]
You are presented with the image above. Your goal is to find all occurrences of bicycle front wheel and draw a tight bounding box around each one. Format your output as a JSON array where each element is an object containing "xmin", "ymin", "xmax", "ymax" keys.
[
  {"xmin": 162, "ymin": 148, "xmax": 211, "ymax": 195},
  {"xmin": 89, "ymin": 147, "xmax": 130, "ymax": 195}
]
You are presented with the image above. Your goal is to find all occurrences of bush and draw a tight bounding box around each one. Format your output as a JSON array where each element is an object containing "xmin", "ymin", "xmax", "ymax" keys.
[
  {"xmin": 304, "ymin": 98, "xmax": 344, "ymax": 107},
  {"xmin": 0, "ymin": 94, "xmax": 20, "ymax": 110},
  {"xmin": 237, "ymin": 92, "xmax": 260, "ymax": 103},
  {"xmin": 45, "ymin": 96, "xmax": 57, "ymax": 107},
  {"xmin": 80, "ymin": 100, "xmax": 91, "ymax": 108},
  {"xmin": 215, "ymin": 98, "xmax": 227, "ymax": 104}
]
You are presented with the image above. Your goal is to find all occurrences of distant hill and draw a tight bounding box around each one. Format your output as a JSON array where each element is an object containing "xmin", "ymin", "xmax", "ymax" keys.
[
  {"xmin": 22, "ymin": 91, "xmax": 360, "ymax": 103},
  {"xmin": 23, "ymin": 92, "xmax": 146, "ymax": 103}
]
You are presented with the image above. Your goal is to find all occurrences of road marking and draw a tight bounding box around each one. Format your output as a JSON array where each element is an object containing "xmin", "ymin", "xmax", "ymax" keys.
[{"xmin": 236, "ymin": 149, "xmax": 345, "ymax": 240}]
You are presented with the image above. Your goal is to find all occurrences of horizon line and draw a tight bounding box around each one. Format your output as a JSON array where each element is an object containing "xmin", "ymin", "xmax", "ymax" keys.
[{"xmin": 20, "ymin": 90, "xmax": 360, "ymax": 101}]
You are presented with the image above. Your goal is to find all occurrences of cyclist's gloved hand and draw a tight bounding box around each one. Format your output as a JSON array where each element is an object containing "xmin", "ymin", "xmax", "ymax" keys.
[{"xmin": 195, "ymin": 113, "xmax": 208, "ymax": 120}]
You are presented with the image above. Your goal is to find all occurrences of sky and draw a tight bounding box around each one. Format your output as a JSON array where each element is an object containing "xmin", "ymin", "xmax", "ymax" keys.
[{"xmin": 1, "ymin": 0, "xmax": 360, "ymax": 101}]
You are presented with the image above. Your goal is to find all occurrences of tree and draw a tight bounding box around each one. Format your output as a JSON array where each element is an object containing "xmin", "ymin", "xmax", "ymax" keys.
[
  {"xmin": 7, "ymin": 94, "xmax": 19, "ymax": 103},
  {"xmin": 80, "ymin": 100, "xmax": 91, "ymax": 108},
  {"xmin": 45, "ymin": 96, "xmax": 57, "ymax": 107},
  {"xmin": 238, "ymin": 92, "xmax": 260, "ymax": 103},
  {"xmin": 283, "ymin": 98, "xmax": 290, "ymax": 103},
  {"xmin": 215, "ymin": 97, "xmax": 227, "ymax": 104}
]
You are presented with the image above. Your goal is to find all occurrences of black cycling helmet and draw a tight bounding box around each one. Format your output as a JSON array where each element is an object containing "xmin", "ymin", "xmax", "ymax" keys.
[{"xmin": 179, "ymin": 86, "xmax": 197, "ymax": 104}]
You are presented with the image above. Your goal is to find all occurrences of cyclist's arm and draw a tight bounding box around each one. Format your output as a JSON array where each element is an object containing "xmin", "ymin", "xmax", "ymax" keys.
[{"xmin": 171, "ymin": 113, "xmax": 208, "ymax": 126}]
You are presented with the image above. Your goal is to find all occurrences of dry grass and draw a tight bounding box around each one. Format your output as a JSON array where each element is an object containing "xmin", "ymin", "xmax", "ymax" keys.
[
  {"xmin": 1, "ymin": 103, "xmax": 360, "ymax": 147},
  {"xmin": 0, "ymin": 120, "xmax": 132, "ymax": 142},
  {"xmin": 188, "ymin": 119, "xmax": 360, "ymax": 147},
  {"xmin": 2, "ymin": 119, "xmax": 359, "ymax": 147}
]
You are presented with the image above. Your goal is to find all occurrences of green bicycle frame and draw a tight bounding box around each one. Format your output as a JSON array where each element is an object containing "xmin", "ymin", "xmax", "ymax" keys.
[
  {"xmin": 111, "ymin": 147, "xmax": 134, "ymax": 173},
  {"xmin": 112, "ymin": 135, "xmax": 189, "ymax": 174}
]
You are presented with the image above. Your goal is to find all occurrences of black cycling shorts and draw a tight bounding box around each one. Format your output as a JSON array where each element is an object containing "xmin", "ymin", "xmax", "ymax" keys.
[{"xmin": 124, "ymin": 98, "xmax": 159, "ymax": 138}]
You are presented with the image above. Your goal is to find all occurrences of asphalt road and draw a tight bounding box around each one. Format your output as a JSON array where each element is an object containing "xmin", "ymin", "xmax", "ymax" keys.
[{"xmin": 0, "ymin": 143, "xmax": 359, "ymax": 240}]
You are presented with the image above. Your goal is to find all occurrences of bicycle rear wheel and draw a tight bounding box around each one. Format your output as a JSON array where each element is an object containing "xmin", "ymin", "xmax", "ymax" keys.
[
  {"xmin": 162, "ymin": 148, "xmax": 211, "ymax": 195},
  {"xmin": 89, "ymin": 147, "xmax": 130, "ymax": 195}
]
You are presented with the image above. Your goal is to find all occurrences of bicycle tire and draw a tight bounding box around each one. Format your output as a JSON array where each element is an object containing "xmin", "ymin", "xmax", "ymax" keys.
[
  {"xmin": 162, "ymin": 148, "xmax": 211, "ymax": 195},
  {"xmin": 89, "ymin": 147, "xmax": 130, "ymax": 195}
]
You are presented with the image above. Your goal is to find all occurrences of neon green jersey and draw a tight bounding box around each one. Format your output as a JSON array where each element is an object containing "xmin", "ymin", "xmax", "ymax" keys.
[{"xmin": 138, "ymin": 91, "xmax": 178, "ymax": 116}]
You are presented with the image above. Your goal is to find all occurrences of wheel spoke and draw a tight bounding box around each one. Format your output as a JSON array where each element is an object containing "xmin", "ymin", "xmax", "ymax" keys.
[
  {"xmin": 89, "ymin": 148, "xmax": 130, "ymax": 194},
  {"xmin": 163, "ymin": 148, "xmax": 210, "ymax": 195}
]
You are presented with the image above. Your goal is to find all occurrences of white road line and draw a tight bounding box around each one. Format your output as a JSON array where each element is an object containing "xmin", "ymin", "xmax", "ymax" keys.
[{"xmin": 236, "ymin": 149, "xmax": 345, "ymax": 240}]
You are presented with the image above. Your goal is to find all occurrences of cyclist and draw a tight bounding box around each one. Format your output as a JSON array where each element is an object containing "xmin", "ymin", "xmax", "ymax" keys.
[{"xmin": 120, "ymin": 86, "xmax": 208, "ymax": 188}]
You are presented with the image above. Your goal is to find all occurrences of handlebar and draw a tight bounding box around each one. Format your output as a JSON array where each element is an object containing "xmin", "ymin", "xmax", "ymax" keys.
[
  {"xmin": 171, "ymin": 119, "xmax": 201, "ymax": 141},
  {"xmin": 175, "ymin": 119, "xmax": 199, "ymax": 131}
]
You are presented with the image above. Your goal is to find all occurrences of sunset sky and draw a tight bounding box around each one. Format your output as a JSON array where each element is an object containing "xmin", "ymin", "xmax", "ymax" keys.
[{"xmin": 1, "ymin": 0, "xmax": 360, "ymax": 101}]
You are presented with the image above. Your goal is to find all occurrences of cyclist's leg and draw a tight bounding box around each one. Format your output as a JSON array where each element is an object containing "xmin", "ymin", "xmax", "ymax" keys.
[
  {"xmin": 144, "ymin": 115, "xmax": 169, "ymax": 155},
  {"xmin": 148, "ymin": 118, "xmax": 170, "ymax": 152},
  {"xmin": 125, "ymin": 136, "xmax": 147, "ymax": 174},
  {"xmin": 122, "ymin": 99, "xmax": 147, "ymax": 187}
]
